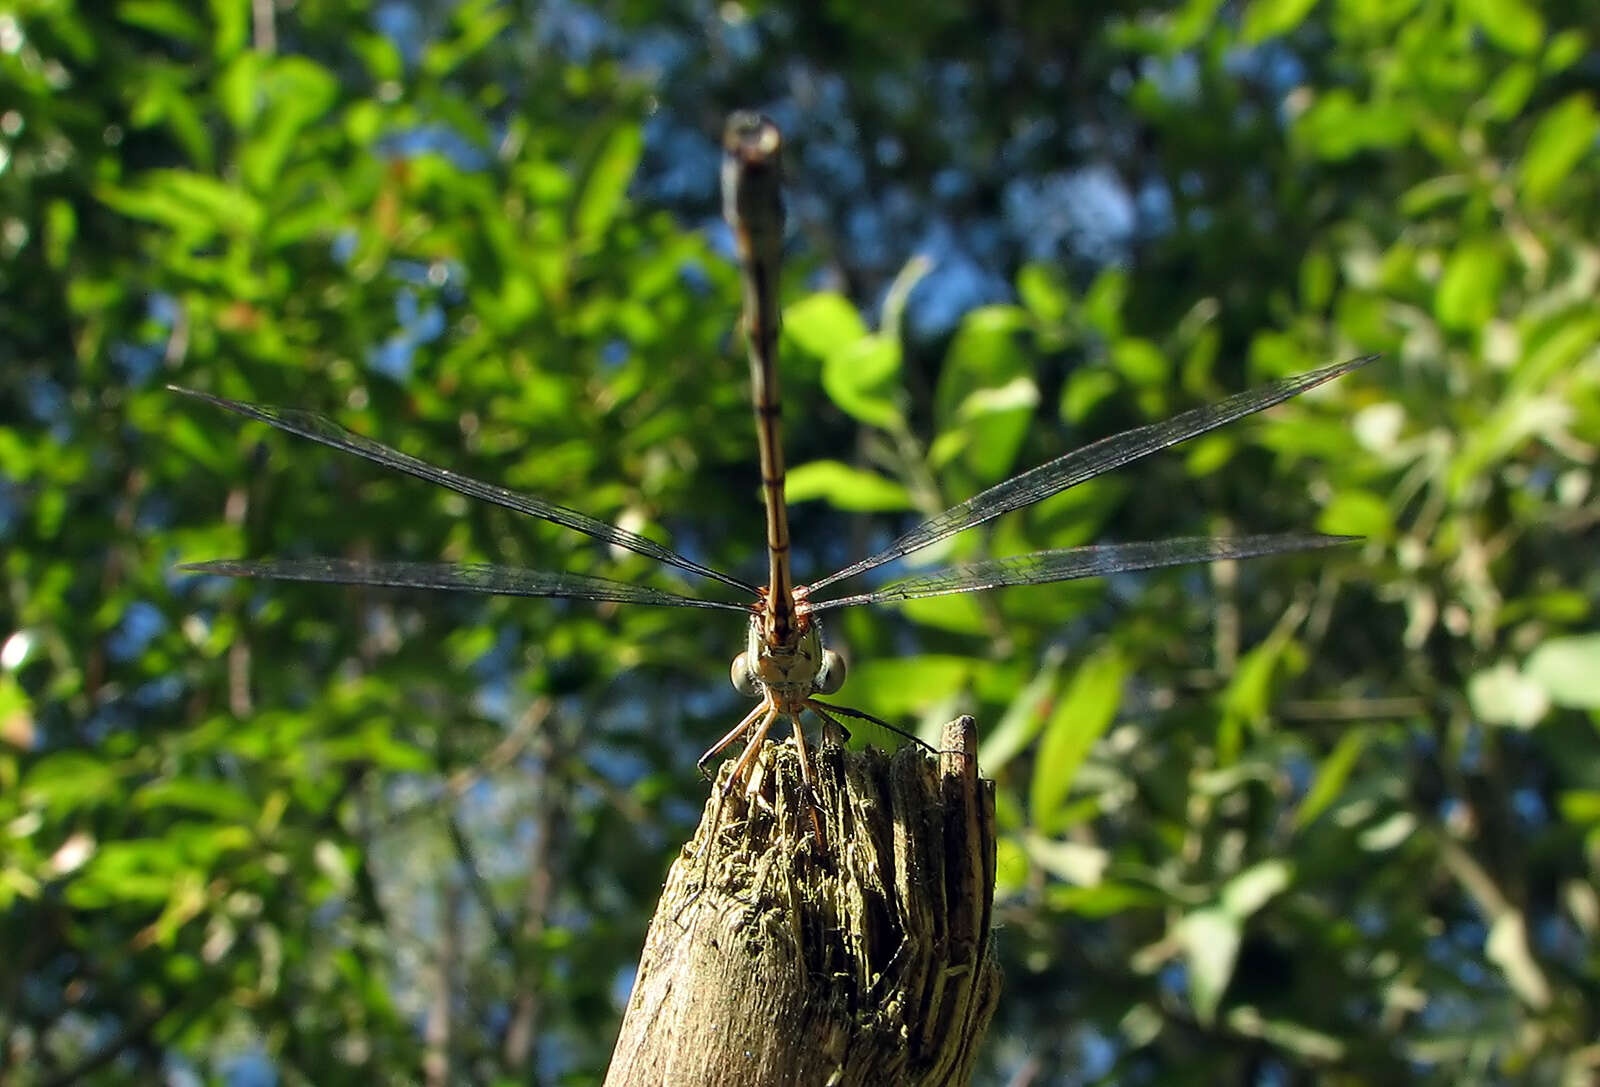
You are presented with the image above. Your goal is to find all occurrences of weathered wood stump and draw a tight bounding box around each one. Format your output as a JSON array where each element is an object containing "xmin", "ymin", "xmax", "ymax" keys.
[{"xmin": 606, "ymin": 717, "xmax": 1000, "ymax": 1087}]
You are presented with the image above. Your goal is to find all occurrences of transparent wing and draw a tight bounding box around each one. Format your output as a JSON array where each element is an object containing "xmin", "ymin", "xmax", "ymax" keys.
[
  {"xmin": 170, "ymin": 386, "xmax": 759, "ymax": 595},
  {"xmin": 806, "ymin": 534, "xmax": 1357, "ymax": 611},
  {"xmin": 180, "ymin": 557, "xmax": 749, "ymax": 611},
  {"xmin": 806, "ymin": 355, "xmax": 1377, "ymax": 594}
]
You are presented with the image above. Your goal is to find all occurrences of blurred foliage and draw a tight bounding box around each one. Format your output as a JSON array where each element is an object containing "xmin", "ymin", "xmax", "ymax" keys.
[{"xmin": 2, "ymin": 0, "xmax": 1598, "ymax": 1084}]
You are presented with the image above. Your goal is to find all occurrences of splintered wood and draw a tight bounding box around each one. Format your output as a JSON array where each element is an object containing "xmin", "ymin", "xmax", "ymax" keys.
[{"xmin": 605, "ymin": 718, "xmax": 1000, "ymax": 1087}]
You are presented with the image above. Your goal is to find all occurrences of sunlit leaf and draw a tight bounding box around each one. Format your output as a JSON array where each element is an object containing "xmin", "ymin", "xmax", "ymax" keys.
[
  {"xmin": 1468, "ymin": 660, "xmax": 1550, "ymax": 727},
  {"xmin": 134, "ymin": 779, "xmax": 259, "ymax": 821},
  {"xmin": 1176, "ymin": 906, "xmax": 1240, "ymax": 1025},
  {"xmin": 1025, "ymin": 834, "xmax": 1109, "ymax": 885},
  {"xmin": 1294, "ymin": 729, "xmax": 1368, "ymax": 828},
  {"xmin": 1461, "ymin": 0, "xmax": 1544, "ymax": 55},
  {"xmin": 1435, "ymin": 240, "xmax": 1504, "ymax": 330},
  {"xmin": 979, "ymin": 650, "xmax": 1063, "ymax": 774},
  {"xmin": 118, "ymin": 0, "xmax": 205, "ymax": 43},
  {"xmin": 823, "ymin": 333, "xmax": 903, "ymax": 428},
  {"xmin": 1240, "ymin": 0, "xmax": 1319, "ymax": 43},
  {"xmin": 1519, "ymin": 94, "xmax": 1598, "ymax": 205},
  {"xmin": 785, "ymin": 293, "xmax": 867, "ymax": 358},
  {"xmin": 574, "ymin": 123, "xmax": 644, "ymax": 245},
  {"xmin": 1525, "ymin": 634, "xmax": 1600, "ymax": 709},
  {"xmin": 1317, "ymin": 489, "xmax": 1392, "ymax": 539},
  {"xmin": 1017, "ymin": 263, "xmax": 1072, "ymax": 324},
  {"xmin": 844, "ymin": 655, "xmax": 973, "ymax": 717},
  {"xmin": 1486, "ymin": 911, "xmax": 1552, "ymax": 1009},
  {"xmin": 1031, "ymin": 647, "xmax": 1126, "ymax": 828},
  {"xmin": 1221, "ymin": 860, "xmax": 1292, "ymax": 917},
  {"xmin": 786, "ymin": 460, "xmax": 913, "ymax": 512},
  {"xmin": 23, "ymin": 753, "xmax": 120, "ymax": 814},
  {"xmin": 1295, "ymin": 88, "xmax": 1411, "ymax": 159}
]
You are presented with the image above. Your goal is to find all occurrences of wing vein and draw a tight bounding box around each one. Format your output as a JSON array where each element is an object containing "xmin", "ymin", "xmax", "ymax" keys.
[{"xmin": 171, "ymin": 387, "xmax": 759, "ymax": 595}]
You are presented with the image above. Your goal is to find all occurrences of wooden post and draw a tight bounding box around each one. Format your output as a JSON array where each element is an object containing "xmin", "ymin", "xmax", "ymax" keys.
[{"xmin": 606, "ymin": 717, "xmax": 1000, "ymax": 1086}]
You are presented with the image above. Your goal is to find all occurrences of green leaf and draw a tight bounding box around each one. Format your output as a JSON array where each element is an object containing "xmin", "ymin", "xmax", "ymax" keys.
[
  {"xmin": 1082, "ymin": 267, "xmax": 1127, "ymax": 337},
  {"xmin": 845, "ymin": 655, "xmax": 972, "ymax": 717},
  {"xmin": 1468, "ymin": 660, "xmax": 1550, "ymax": 727},
  {"xmin": 785, "ymin": 293, "xmax": 867, "ymax": 358},
  {"xmin": 118, "ymin": 0, "xmax": 205, "ymax": 43},
  {"xmin": 1299, "ymin": 248, "xmax": 1335, "ymax": 309},
  {"xmin": 1025, "ymin": 834, "xmax": 1109, "ymax": 885},
  {"xmin": 1295, "ymin": 89, "xmax": 1411, "ymax": 160},
  {"xmin": 23, "ymin": 753, "xmax": 120, "ymax": 814},
  {"xmin": 208, "ymin": 0, "xmax": 248, "ymax": 57},
  {"xmin": 1046, "ymin": 881, "xmax": 1165, "ymax": 917},
  {"xmin": 0, "ymin": 674, "xmax": 35, "ymax": 749},
  {"xmin": 1524, "ymin": 634, "xmax": 1600, "ymax": 709},
  {"xmin": 1294, "ymin": 730, "xmax": 1368, "ymax": 828},
  {"xmin": 1030, "ymin": 647, "xmax": 1126, "ymax": 828},
  {"xmin": 1435, "ymin": 240, "xmax": 1503, "ymax": 330},
  {"xmin": 1317, "ymin": 489, "xmax": 1392, "ymax": 539},
  {"xmin": 1222, "ymin": 638, "xmax": 1290, "ymax": 725},
  {"xmin": 1061, "ymin": 367, "xmax": 1119, "ymax": 423},
  {"xmin": 217, "ymin": 53, "xmax": 265, "ymax": 130},
  {"xmin": 98, "ymin": 178, "xmax": 217, "ymax": 238},
  {"xmin": 1478, "ymin": 64, "xmax": 1537, "ymax": 121},
  {"xmin": 823, "ymin": 333, "xmax": 903, "ymax": 428},
  {"xmin": 1221, "ymin": 860, "xmax": 1292, "ymax": 917},
  {"xmin": 1486, "ymin": 911, "xmax": 1552, "ymax": 1009},
  {"xmin": 44, "ymin": 200, "xmax": 76, "ymax": 270},
  {"xmin": 1223, "ymin": 1009, "xmax": 1346, "ymax": 1061},
  {"xmin": 1177, "ymin": 906, "xmax": 1240, "ymax": 1025},
  {"xmin": 899, "ymin": 591, "xmax": 991, "ymax": 636},
  {"xmin": 240, "ymin": 57, "xmax": 338, "ymax": 193},
  {"xmin": 1399, "ymin": 175, "xmax": 1471, "ymax": 216},
  {"xmin": 936, "ymin": 306, "xmax": 1033, "ymax": 483},
  {"xmin": 1558, "ymin": 791, "xmax": 1600, "ymax": 824},
  {"xmin": 1462, "ymin": 0, "xmax": 1544, "ymax": 55},
  {"xmin": 573, "ymin": 124, "xmax": 643, "ymax": 245},
  {"xmin": 1240, "ymin": 0, "xmax": 1320, "ymax": 43},
  {"xmin": 979, "ymin": 650, "xmax": 1064, "ymax": 774},
  {"xmin": 134, "ymin": 779, "xmax": 258, "ymax": 821},
  {"xmin": 1017, "ymin": 263, "xmax": 1072, "ymax": 324},
  {"xmin": 422, "ymin": 0, "xmax": 513, "ymax": 76},
  {"xmin": 1450, "ymin": 395, "xmax": 1572, "ymax": 496},
  {"xmin": 1111, "ymin": 337, "xmax": 1169, "ymax": 386},
  {"xmin": 1544, "ymin": 29, "xmax": 1587, "ymax": 73},
  {"xmin": 1519, "ymin": 94, "xmax": 1598, "ymax": 205},
  {"xmin": 785, "ymin": 461, "xmax": 913, "ymax": 512}
]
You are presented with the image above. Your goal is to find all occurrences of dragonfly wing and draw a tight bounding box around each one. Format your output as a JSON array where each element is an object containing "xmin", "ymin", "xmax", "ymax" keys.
[
  {"xmin": 180, "ymin": 557, "xmax": 749, "ymax": 611},
  {"xmin": 807, "ymin": 533, "xmax": 1358, "ymax": 611},
  {"xmin": 169, "ymin": 387, "xmax": 759, "ymax": 595},
  {"xmin": 807, "ymin": 355, "xmax": 1376, "ymax": 594}
]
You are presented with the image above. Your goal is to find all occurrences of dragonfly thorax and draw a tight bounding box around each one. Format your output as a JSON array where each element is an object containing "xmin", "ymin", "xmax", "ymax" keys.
[{"xmin": 730, "ymin": 609, "xmax": 845, "ymax": 709}]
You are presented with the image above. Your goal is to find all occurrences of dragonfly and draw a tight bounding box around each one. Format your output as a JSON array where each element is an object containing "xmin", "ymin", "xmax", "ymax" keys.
[{"xmin": 174, "ymin": 112, "xmax": 1373, "ymax": 843}]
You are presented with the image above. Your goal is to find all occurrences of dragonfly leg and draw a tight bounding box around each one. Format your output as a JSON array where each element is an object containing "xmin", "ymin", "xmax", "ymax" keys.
[
  {"xmin": 724, "ymin": 703, "xmax": 780, "ymax": 794},
  {"xmin": 805, "ymin": 700, "xmax": 851, "ymax": 746},
  {"xmin": 787, "ymin": 713, "xmax": 827, "ymax": 849},
  {"xmin": 807, "ymin": 699, "xmax": 939, "ymax": 754},
  {"xmin": 698, "ymin": 698, "xmax": 770, "ymax": 779}
]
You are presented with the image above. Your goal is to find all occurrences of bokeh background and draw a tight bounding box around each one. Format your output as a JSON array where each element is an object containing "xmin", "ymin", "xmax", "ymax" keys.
[{"xmin": 4, "ymin": 0, "xmax": 1598, "ymax": 1083}]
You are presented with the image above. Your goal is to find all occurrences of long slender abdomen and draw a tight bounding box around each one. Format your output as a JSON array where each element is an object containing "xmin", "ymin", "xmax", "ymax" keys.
[{"xmin": 722, "ymin": 112, "xmax": 796, "ymax": 643}]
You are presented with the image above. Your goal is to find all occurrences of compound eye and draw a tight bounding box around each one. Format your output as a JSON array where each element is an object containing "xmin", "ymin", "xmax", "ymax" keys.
[
  {"xmin": 815, "ymin": 649, "xmax": 847, "ymax": 695},
  {"xmin": 731, "ymin": 652, "xmax": 760, "ymax": 697}
]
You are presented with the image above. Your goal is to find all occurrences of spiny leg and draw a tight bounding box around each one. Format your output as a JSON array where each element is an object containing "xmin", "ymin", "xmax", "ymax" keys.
[
  {"xmin": 787, "ymin": 710, "xmax": 827, "ymax": 849},
  {"xmin": 698, "ymin": 697, "xmax": 771, "ymax": 779},
  {"xmin": 806, "ymin": 698, "xmax": 939, "ymax": 754},
  {"xmin": 724, "ymin": 702, "xmax": 780, "ymax": 794}
]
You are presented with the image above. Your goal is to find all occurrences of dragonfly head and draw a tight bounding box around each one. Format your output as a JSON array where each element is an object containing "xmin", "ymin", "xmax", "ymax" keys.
[{"xmin": 730, "ymin": 611, "xmax": 846, "ymax": 702}]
